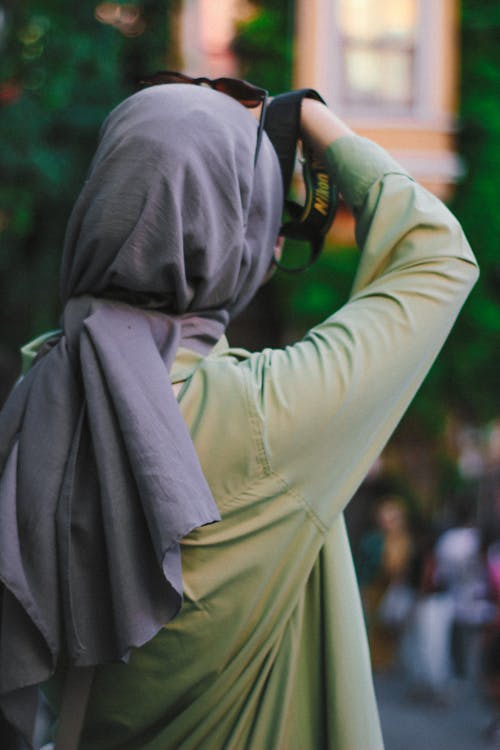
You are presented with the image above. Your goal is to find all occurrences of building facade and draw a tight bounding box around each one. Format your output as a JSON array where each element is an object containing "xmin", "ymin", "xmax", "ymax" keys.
[
  {"xmin": 178, "ymin": 0, "xmax": 462, "ymax": 244},
  {"xmin": 294, "ymin": 0, "xmax": 462, "ymax": 242}
]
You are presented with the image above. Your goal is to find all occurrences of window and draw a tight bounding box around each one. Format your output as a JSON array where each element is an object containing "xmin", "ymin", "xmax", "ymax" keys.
[
  {"xmin": 295, "ymin": 0, "xmax": 461, "ymax": 202},
  {"xmin": 336, "ymin": 0, "xmax": 419, "ymax": 114}
]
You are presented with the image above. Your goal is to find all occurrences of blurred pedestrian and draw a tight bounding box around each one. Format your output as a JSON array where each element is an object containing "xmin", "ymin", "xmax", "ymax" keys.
[
  {"xmin": 434, "ymin": 499, "xmax": 492, "ymax": 681},
  {"xmin": 358, "ymin": 496, "xmax": 415, "ymax": 669},
  {"xmin": 401, "ymin": 498, "xmax": 493, "ymax": 704},
  {"xmin": 400, "ymin": 522, "xmax": 456, "ymax": 704},
  {"xmin": 482, "ymin": 539, "xmax": 500, "ymax": 745}
]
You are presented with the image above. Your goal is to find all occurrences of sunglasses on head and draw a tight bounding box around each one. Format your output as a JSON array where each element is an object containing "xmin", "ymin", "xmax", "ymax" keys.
[{"xmin": 137, "ymin": 70, "xmax": 268, "ymax": 166}]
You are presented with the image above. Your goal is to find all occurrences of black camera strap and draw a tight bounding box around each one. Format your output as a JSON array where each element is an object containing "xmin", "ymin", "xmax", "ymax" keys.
[{"xmin": 263, "ymin": 89, "xmax": 338, "ymax": 271}]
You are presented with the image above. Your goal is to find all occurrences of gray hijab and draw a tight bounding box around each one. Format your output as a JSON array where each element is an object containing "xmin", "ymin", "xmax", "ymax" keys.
[{"xmin": 0, "ymin": 84, "xmax": 282, "ymax": 743}]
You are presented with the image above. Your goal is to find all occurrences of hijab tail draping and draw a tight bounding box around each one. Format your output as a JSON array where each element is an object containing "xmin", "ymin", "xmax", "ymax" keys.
[{"xmin": 0, "ymin": 84, "xmax": 283, "ymax": 747}]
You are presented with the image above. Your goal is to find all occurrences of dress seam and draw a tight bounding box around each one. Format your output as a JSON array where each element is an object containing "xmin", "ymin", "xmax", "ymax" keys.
[{"xmin": 241, "ymin": 366, "xmax": 329, "ymax": 535}]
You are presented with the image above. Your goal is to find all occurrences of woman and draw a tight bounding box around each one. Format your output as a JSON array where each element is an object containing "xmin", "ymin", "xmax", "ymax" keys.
[{"xmin": 0, "ymin": 80, "xmax": 478, "ymax": 749}]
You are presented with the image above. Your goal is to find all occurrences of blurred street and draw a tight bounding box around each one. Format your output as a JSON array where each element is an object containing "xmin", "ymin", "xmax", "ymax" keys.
[{"xmin": 375, "ymin": 669, "xmax": 495, "ymax": 750}]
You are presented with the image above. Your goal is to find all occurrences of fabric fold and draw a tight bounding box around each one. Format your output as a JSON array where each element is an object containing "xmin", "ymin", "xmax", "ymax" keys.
[{"xmin": 0, "ymin": 83, "xmax": 283, "ymax": 745}]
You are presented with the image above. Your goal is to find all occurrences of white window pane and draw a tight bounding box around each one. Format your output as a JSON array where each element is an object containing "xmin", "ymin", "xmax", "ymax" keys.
[
  {"xmin": 338, "ymin": 0, "xmax": 419, "ymax": 111},
  {"xmin": 338, "ymin": 0, "xmax": 418, "ymax": 42},
  {"xmin": 344, "ymin": 49, "xmax": 379, "ymax": 95},
  {"xmin": 344, "ymin": 48, "xmax": 413, "ymax": 106}
]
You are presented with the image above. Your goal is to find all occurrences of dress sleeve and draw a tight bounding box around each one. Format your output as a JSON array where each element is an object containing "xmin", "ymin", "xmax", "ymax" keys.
[{"xmin": 242, "ymin": 135, "xmax": 479, "ymax": 530}]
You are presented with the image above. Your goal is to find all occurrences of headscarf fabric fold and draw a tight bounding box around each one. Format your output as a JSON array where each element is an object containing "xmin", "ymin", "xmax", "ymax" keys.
[{"xmin": 0, "ymin": 84, "xmax": 283, "ymax": 744}]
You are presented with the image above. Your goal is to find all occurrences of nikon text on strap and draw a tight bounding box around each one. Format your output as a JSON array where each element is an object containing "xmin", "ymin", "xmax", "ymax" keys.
[{"xmin": 263, "ymin": 89, "xmax": 338, "ymax": 271}]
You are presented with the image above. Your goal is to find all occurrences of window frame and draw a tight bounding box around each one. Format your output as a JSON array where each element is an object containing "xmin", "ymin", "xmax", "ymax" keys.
[{"xmin": 323, "ymin": 0, "xmax": 451, "ymax": 129}]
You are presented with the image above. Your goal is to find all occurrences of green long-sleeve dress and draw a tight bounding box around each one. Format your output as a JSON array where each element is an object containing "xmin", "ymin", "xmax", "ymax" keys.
[{"xmin": 32, "ymin": 135, "xmax": 478, "ymax": 749}]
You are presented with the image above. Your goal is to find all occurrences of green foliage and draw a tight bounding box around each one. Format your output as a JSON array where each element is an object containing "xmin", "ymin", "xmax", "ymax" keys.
[
  {"xmin": 232, "ymin": 0, "xmax": 294, "ymax": 93},
  {"xmin": 0, "ymin": 1, "xmax": 169, "ymax": 357},
  {"xmin": 273, "ymin": 241, "xmax": 358, "ymax": 338},
  {"xmin": 412, "ymin": 0, "xmax": 500, "ymax": 424}
]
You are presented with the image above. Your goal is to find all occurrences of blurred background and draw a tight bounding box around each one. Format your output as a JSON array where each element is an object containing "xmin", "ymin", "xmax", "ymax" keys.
[{"xmin": 1, "ymin": 1, "xmax": 499, "ymax": 747}]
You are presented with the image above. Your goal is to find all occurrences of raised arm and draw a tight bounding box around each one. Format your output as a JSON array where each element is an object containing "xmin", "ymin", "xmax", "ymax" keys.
[
  {"xmin": 300, "ymin": 96, "xmax": 354, "ymax": 150},
  {"xmin": 243, "ymin": 102, "xmax": 479, "ymax": 530}
]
